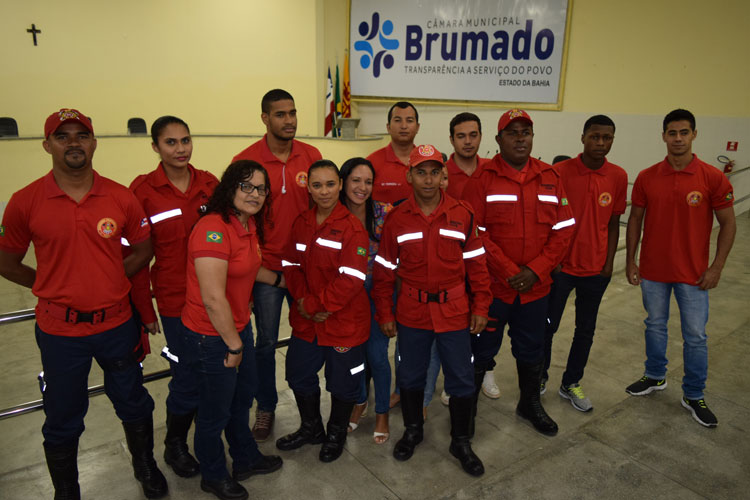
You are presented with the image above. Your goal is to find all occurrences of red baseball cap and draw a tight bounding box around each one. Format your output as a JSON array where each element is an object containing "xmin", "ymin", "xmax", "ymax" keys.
[
  {"xmin": 409, "ymin": 144, "xmax": 444, "ymax": 168},
  {"xmin": 44, "ymin": 108, "xmax": 94, "ymax": 138},
  {"xmin": 497, "ymin": 109, "xmax": 533, "ymax": 132}
]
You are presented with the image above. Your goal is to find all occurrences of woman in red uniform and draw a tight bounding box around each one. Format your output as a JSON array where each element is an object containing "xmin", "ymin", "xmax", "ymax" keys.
[
  {"xmin": 128, "ymin": 116, "xmax": 218, "ymax": 477},
  {"xmin": 180, "ymin": 160, "xmax": 283, "ymax": 500},
  {"xmin": 277, "ymin": 160, "xmax": 370, "ymax": 462}
]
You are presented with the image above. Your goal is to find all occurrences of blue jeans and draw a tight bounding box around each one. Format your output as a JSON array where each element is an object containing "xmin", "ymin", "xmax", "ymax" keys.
[
  {"xmin": 181, "ymin": 322, "xmax": 262, "ymax": 481},
  {"xmin": 161, "ymin": 315, "xmax": 199, "ymax": 416},
  {"xmin": 251, "ymin": 280, "xmax": 292, "ymax": 413},
  {"xmin": 356, "ymin": 289, "xmax": 393, "ymax": 414},
  {"xmin": 394, "ymin": 339, "xmax": 442, "ymax": 406},
  {"xmin": 640, "ymin": 279, "xmax": 709, "ymax": 400}
]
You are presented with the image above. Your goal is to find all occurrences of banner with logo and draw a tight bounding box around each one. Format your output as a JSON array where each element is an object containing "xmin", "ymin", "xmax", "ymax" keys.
[{"xmin": 349, "ymin": 0, "xmax": 570, "ymax": 106}]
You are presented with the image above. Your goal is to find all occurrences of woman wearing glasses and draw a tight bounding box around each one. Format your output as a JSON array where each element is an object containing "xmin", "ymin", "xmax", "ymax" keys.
[{"xmin": 180, "ymin": 161, "xmax": 283, "ymax": 500}]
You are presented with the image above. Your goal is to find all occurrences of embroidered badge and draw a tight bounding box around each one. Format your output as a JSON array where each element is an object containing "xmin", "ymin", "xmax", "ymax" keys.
[
  {"xmin": 561, "ymin": 197, "xmax": 569, "ymax": 206},
  {"xmin": 296, "ymin": 171, "xmax": 308, "ymax": 187},
  {"xmin": 508, "ymin": 109, "xmax": 524, "ymax": 119},
  {"xmin": 58, "ymin": 109, "xmax": 81, "ymax": 121},
  {"xmin": 140, "ymin": 217, "xmax": 148, "ymax": 227},
  {"xmin": 686, "ymin": 191, "xmax": 703, "ymax": 207},
  {"xmin": 0, "ymin": 225, "xmax": 4, "ymax": 237},
  {"xmin": 333, "ymin": 346, "xmax": 350, "ymax": 353},
  {"xmin": 418, "ymin": 144, "xmax": 435, "ymax": 156},
  {"xmin": 725, "ymin": 192, "xmax": 734, "ymax": 201},
  {"xmin": 206, "ymin": 231, "xmax": 223, "ymax": 243},
  {"xmin": 598, "ymin": 192, "xmax": 612, "ymax": 207},
  {"xmin": 96, "ymin": 218, "xmax": 117, "ymax": 238},
  {"xmin": 357, "ymin": 246, "xmax": 367, "ymax": 256}
]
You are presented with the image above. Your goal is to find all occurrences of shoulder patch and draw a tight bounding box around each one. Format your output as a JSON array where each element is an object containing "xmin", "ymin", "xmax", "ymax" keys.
[
  {"xmin": 725, "ymin": 192, "xmax": 734, "ymax": 201},
  {"xmin": 357, "ymin": 246, "xmax": 367, "ymax": 256},
  {"xmin": 0, "ymin": 225, "xmax": 4, "ymax": 237},
  {"xmin": 206, "ymin": 231, "xmax": 223, "ymax": 243},
  {"xmin": 561, "ymin": 198, "xmax": 569, "ymax": 206}
]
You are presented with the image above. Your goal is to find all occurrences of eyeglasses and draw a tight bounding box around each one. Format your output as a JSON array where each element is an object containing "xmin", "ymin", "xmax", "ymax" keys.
[{"xmin": 238, "ymin": 182, "xmax": 268, "ymax": 196}]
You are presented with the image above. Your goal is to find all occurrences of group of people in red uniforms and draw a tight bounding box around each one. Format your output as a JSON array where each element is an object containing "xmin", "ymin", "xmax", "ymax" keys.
[{"xmin": 0, "ymin": 92, "xmax": 735, "ymax": 500}]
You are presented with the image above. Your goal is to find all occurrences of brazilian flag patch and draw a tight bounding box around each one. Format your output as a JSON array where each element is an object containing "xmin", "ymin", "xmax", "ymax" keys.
[
  {"xmin": 357, "ymin": 246, "xmax": 367, "ymax": 256},
  {"xmin": 206, "ymin": 231, "xmax": 223, "ymax": 243},
  {"xmin": 561, "ymin": 197, "xmax": 569, "ymax": 206},
  {"xmin": 0, "ymin": 225, "xmax": 4, "ymax": 237},
  {"xmin": 725, "ymin": 192, "xmax": 734, "ymax": 201}
]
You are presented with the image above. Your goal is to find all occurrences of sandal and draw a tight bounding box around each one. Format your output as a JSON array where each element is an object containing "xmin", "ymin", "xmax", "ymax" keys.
[
  {"xmin": 373, "ymin": 413, "xmax": 390, "ymax": 445},
  {"xmin": 348, "ymin": 401, "xmax": 368, "ymax": 432}
]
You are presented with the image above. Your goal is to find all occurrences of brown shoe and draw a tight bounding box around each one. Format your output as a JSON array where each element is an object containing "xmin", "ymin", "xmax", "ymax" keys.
[{"xmin": 252, "ymin": 410, "xmax": 275, "ymax": 442}]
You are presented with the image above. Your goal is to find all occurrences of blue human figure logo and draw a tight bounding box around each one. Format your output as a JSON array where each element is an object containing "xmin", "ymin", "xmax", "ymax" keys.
[{"xmin": 354, "ymin": 12, "xmax": 399, "ymax": 78}]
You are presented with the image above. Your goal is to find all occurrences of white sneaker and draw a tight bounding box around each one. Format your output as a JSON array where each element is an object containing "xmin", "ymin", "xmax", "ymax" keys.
[
  {"xmin": 481, "ymin": 371, "xmax": 501, "ymax": 399},
  {"xmin": 440, "ymin": 390, "xmax": 450, "ymax": 406}
]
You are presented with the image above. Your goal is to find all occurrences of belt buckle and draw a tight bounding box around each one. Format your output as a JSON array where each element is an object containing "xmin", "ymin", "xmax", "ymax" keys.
[
  {"xmin": 76, "ymin": 311, "xmax": 94, "ymax": 324},
  {"xmin": 426, "ymin": 292, "xmax": 439, "ymax": 303}
]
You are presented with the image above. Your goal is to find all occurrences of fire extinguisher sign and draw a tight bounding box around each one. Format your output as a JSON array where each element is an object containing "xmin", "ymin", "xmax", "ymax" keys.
[{"xmin": 726, "ymin": 141, "xmax": 738, "ymax": 151}]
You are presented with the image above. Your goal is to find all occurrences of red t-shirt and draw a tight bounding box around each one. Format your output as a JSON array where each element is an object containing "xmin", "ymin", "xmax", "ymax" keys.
[
  {"xmin": 558, "ymin": 155, "xmax": 628, "ymax": 276},
  {"xmin": 181, "ymin": 214, "xmax": 261, "ymax": 335},
  {"xmin": 631, "ymin": 155, "xmax": 734, "ymax": 284},
  {"xmin": 0, "ymin": 171, "xmax": 150, "ymax": 336},
  {"xmin": 445, "ymin": 153, "xmax": 489, "ymax": 203},
  {"xmin": 127, "ymin": 163, "xmax": 218, "ymax": 321},
  {"xmin": 367, "ymin": 143, "xmax": 414, "ymax": 204},
  {"xmin": 232, "ymin": 135, "xmax": 322, "ymax": 271}
]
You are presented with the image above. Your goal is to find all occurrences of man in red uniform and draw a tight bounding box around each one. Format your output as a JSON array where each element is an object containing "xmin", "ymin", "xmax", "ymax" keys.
[
  {"xmin": 367, "ymin": 101, "xmax": 420, "ymax": 204},
  {"xmin": 625, "ymin": 109, "xmax": 735, "ymax": 428},
  {"xmin": 543, "ymin": 115, "xmax": 628, "ymax": 412},
  {"xmin": 0, "ymin": 109, "xmax": 167, "ymax": 499},
  {"xmin": 232, "ymin": 89, "xmax": 322, "ymax": 441},
  {"xmin": 373, "ymin": 145, "xmax": 491, "ymax": 476},
  {"xmin": 462, "ymin": 109, "xmax": 575, "ymax": 436}
]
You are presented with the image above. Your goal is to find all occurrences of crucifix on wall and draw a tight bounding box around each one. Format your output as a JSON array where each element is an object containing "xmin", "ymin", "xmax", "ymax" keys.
[{"xmin": 27, "ymin": 24, "xmax": 41, "ymax": 46}]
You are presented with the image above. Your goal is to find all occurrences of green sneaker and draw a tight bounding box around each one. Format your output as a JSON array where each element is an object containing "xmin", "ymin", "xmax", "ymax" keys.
[
  {"xmin": 625, "ymin": 376, "xmax": 667, "ymax": 396},
  {"xmin": 559, "ymin": 383, "xmax": 593, "ymax": 412}
]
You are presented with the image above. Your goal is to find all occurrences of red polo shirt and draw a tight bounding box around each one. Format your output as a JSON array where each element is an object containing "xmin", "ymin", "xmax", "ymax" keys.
[
  {"xmin": 233, "ymin": 135, "xmax": 322, "ymax": 271},
  {"xmin": 0, "ymin": 171, "xmax": 150, "ymax": 337},
  {"xmin": 282, "ymin": 202, "xmax": 370, "ymax": 347},
  {"xmin": 372, "ymin": 193, "xmax": 491, "ymax": 332},
  {"xmin": 462, "ymin": 156, "xmax": 575, "ymax": 304},
  {"xmin": 631, "ymin": 155, "xmax": 734, "ymax": 284},
  {"xmin": 557, "ymin": 155, "xmax": 628, "ymax": 276},
  {"xmin": 367, "ymin": 143, "xmax": 414, "ymax": 204},
  {"xmin": 445, "ymin": 153, "xmax": 489, "ymax": 203},
  {"xmin": 181, "ymin": 214, "xmax": 261, "ymax": 335},
  {"xmin": 128, "ymin": 163, "xmax": 218, "ymax": 322}
]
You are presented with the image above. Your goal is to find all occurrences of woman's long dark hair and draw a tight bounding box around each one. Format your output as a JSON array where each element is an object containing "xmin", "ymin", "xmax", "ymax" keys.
[
  {"xmin": 339, "ymin": 157, "xmax": 377, "ymax": 241},
  {"xmin": 203, "ymin": 160, "xmax": 270, "ymax": 244}
]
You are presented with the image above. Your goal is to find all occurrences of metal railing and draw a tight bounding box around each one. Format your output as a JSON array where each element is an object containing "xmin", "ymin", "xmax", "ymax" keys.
[{"xmin": 0, "ymin": 308, "xmax": 291, "ymax": 420}]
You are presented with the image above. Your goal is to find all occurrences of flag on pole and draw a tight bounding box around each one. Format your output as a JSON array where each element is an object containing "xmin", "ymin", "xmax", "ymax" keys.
[
  {"xmin": 342, "ymin": 52, "xmax": 351, "ymax": 118},
  {"xmin": 325, "ymin": 67, "xmax": 334, "ymax": 137},
  {"xmin": 333, "ymin": 64, "xmax": 341, "ymax": 137}
]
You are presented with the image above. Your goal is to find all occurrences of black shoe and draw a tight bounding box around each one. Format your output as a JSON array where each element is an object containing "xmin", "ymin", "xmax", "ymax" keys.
[
  {"xmin": 164, "ymin": 410, "xmax": 200, "ymax": 478},
  {"xmin": 516, "ymin": 361, "xmax": 558, "ymax": 436},
  {"xmin": 626, "ymin": 376, "xmax": 667, "ymax": 396},
  {"xmin": 233, "ymin": 454, "xmax": 283, "ymax": 481},
  {"xmin": 276, "ymin": 390, "xmax": 325, "ymax": 451},
  {"xmin": 448, "ymin": 396, "xmax": 485, "ymax": 476},
  {"xmin": 320, "ymin": 397, "xmax": 355, "ymax": 463},
  {"xmin": 122, "ymin": 417, "xmax": 169, "ymax": 499},
  {"xmin": 392, "ymin": 388, "xmax": 425, "ymax": 461},
  {"xmin": 449, "ymin": 440, "xmax": 485, "ymax": 477},
  {"xmin": 681, "ymin": 397, "xmax": 718, "ymax": 428},
  {"xmin": 393, "ymin": 426, "xmax": 423, "ymax": 461},
  {"xmin": 200, "ymin": 478, "xmax": 248, "ymax": 500},
  {"xmin": 44, "ymin": 441, "xmax": 81, "ymax": 500}
]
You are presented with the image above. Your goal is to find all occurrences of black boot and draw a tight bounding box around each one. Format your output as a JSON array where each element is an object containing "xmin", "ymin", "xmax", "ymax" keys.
[
  {"xmin": 164, "ymin": 410, "xmax": 200, "ymax": 477},
  {"xmin": 469, "ymin": 369, "xmax": 486, "ymax": 439},
  {"xmin": 448, "ymin": 396, "xmax": 485, "ymax": 476},
  {"xmin": 122, "ymin": 417, "xmax": 169, "ymax": 499},
  {"xmin": 393, "ymin": 388, "xmax": 424, "ymax": 461},
  {"xmin": 320, "ymin": 396, "xmax": 355, "ymax": 463},
  {"xmin": 515, "ymin": 360, "xmax": 558, "ymax": 436},
  {"xmin": 276, "ymin": 389, "xmax": 325, "ymax": 451},
  {"xmin": 44, "ymin": 441, "xmax": 81, "ymax": 500}
]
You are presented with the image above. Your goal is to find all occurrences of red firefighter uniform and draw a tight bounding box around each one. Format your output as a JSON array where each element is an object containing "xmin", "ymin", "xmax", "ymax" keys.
[
  {"xmin": 372, "ymin": 193, "xmax": 491, "ymax": 332},
  {"xmin": 462, "ymin": 156, "xmax": 576, "ymax": 304},
  {"xmin": 282, "ymin": 202, "xmax": 370, "ymax": 347}
]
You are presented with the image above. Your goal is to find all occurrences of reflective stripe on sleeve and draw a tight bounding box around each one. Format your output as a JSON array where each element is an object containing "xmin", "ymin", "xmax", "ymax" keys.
[
  {"xmin": 486, "ymin": 194, "xmax": 517, "ymax": 202},
  {"xmin": 281, "ymin": 260, "xmax": 300, "ymax": 267},
  {"xmin": 477, "ymin": 226, "xmax": 486, "ymax": 232},
  {"xmin": 439, "ymin": 228, "xmax": 466, "ymax": 240},
  {"xmin": 150, "ymin": 208, "xmax": 182, "ymax": 224},
  {"xmin": 463, "ymin": 247, "xmax": 486, "ymax": 260},
  {"xmin": 338, "ymin": 266, "xmax": 366, "ymax": 281},
  {"xmin": 538, "ymin": 194, "xmax": 559, "ymax": 204},
  {"xmin": 374, "ymin": 255, "xmax": 397, "ymax": 270},
  {"xmin": 396, "ymin": 232, "xmax": 423, "ymax": 244},
  {"xmin": 552, "ymin": 217, "xmax": 576, "ymax": 230},
  {"xmin": 121, "ymin": 237, "xmax": 130, "ymax": 246},
  {"xmin": 350, "ymin": 363, "xmax": 365, "ymax": 375},
  {"xmin": 296, "ymin": 243, "xmax": 307, "ymax": 251},
  {"xmin": 162, "ymin": 346, "xmax": 179, "ymax": 363},
  {"xmin": 316, "ymin": 237, "xmax": 342, "ymax": 250}
]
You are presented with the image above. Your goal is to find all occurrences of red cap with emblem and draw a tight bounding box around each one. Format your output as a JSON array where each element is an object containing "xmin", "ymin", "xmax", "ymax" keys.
[
  {"xmin": 497, "ymin": 109, "xmax": 533, "ymax": 132},
  {"xmin": 44, "ymin": 108, "xmax": 94, "ymax": 138},
  {"xmin": 409, "ymin": 144, "xmax": 444, "ymax": 168}
]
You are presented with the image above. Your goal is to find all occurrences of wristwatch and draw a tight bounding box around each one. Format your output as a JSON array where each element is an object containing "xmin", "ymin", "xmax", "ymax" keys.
[{"xmin": 227, "ymin": 345, "xmax": 244, "ymax": 355}]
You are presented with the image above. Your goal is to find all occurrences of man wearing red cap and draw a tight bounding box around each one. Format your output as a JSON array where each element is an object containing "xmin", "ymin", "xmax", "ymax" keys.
[
  {"xmin": 0, "ymin": 109, "xmax": 168, "ymax": 499},
  {"xmin": 463, "ymin": 109, "xmax": 575, "ymax": 436},
  {"xmin": 372, "ymin": 145, "xmax": 491, "ymax": 476}
]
